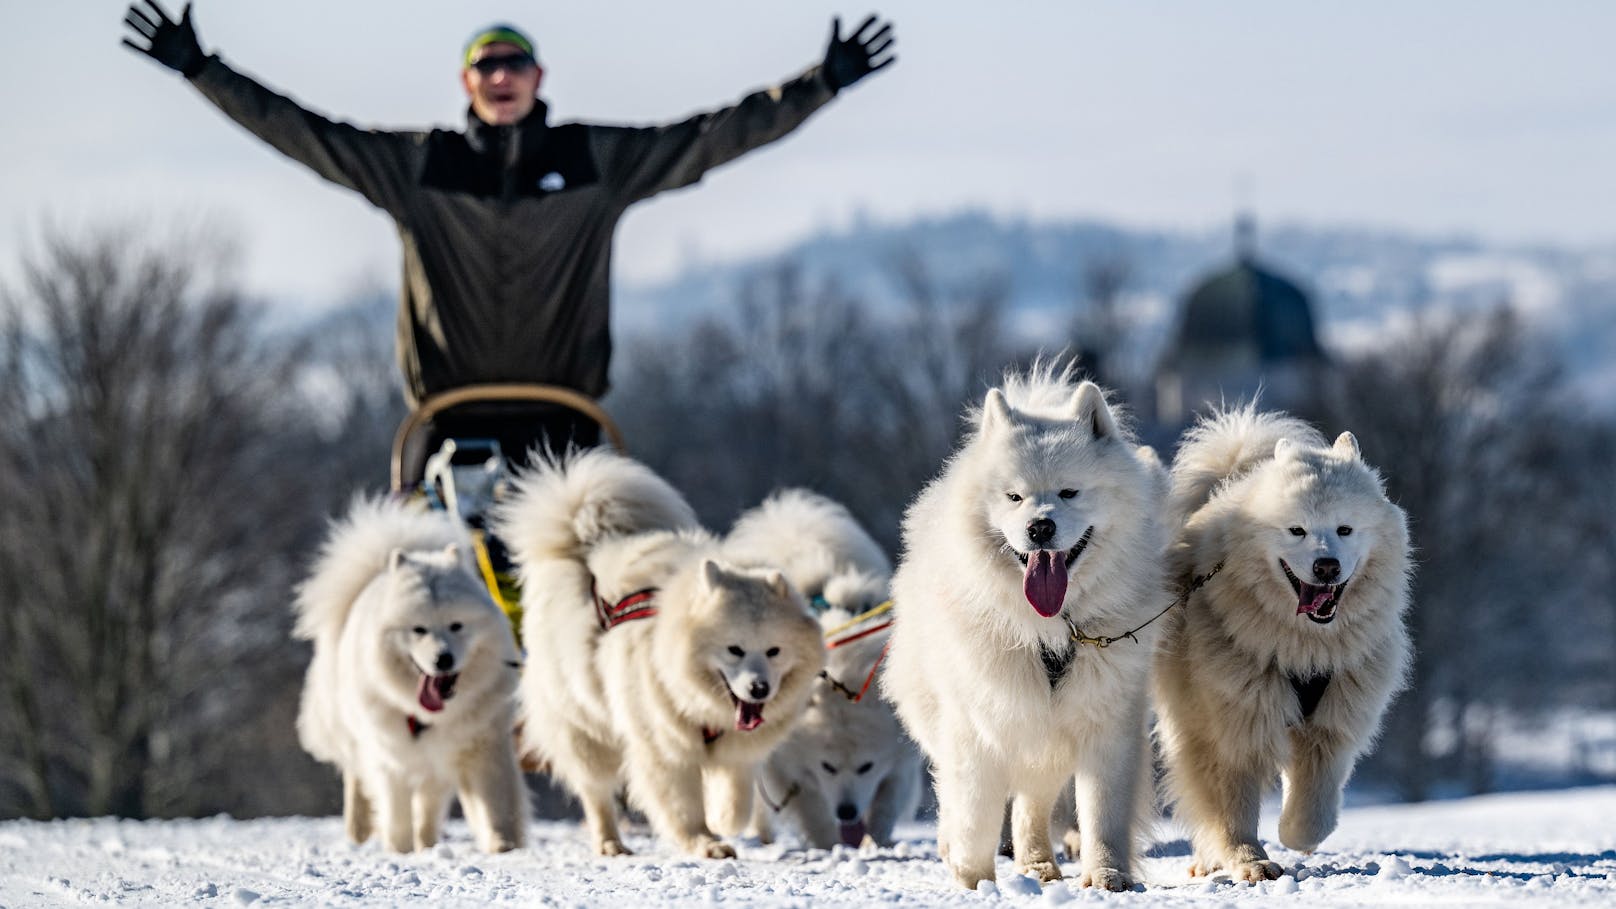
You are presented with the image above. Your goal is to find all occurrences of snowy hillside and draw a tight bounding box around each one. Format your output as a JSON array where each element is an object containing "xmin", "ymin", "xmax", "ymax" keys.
[{"xmin": 4, "ymin": 787, "xmax": 1614, "ymax": 906}]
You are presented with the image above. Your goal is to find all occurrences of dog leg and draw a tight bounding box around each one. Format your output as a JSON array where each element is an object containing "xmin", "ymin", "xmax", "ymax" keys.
[
  {"xmin": 377, "ymin": 774, "xmax": 415, "ymax": 853},
  {"xmin": 1074, "ymin": 725, "xmax": 1145, "ymax": 891},
  {"xmin": 413, "ymin": 780, "xmax": 451, "ymax": 850},
  {"xmin": 1279, "ymin": 726, "xmax": 1352, "ymax": 854},
  {"xmin": 458, "ymin": 743, "xmax": 527, "ymax": 853},
  {"xmin": 789, "ymin": 783, "xmax": 839, "ymax": 849},
  {"xmin": 865, "ymin": 762, "xmax": 921, "ymax": 848},
  {"xmin": 934, "ymin": 750, "xmax": 1007, "ymax": 889},
  {"xmin": 1010, "ymin": 774, "xmax": 1066, "ymax": 882},
  {"xmin": 342, "ymin": 772, "xmax": 373, "ymax": 844},
  {"xmin": 702, "ymin": 764, "xmax": 755, "ymax": 838},
  {"xmin": 626, "ymin": 749, "xmax": 733, "ymax": 859}
]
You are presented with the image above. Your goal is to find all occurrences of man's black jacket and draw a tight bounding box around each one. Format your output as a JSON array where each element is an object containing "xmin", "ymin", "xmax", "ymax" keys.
[{"xmin": 188, "ymin": 58, "xmax": 835, "ymax": 405}]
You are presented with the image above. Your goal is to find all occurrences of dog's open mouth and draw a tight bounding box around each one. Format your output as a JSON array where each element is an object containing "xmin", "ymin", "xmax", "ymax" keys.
[
  {"xmin": 1016, "ymin": 526, "xmax": 1094, "ymax": 618},
  {"xmin": 1280, "ymin": 560, "xmax": 1347, "ymax": 625},
  {"xmin": 416, "ymin": 672, "xmax": 459, "ymax": 713},
  {"xmin": 719, "ymin": 675, "xmax": 766, "ymax": 732}
]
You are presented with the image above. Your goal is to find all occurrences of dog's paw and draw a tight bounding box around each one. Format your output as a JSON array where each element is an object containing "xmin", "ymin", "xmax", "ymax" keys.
[
  {"xmin": 1079, "ymin": 866, "xmax": 1132, "ymax": 891},
  {"xmin": 699, "ymin": 840, "xmax": 737, "ymax": 860},
  {"xmin": 1231, "ymin": 860, "xmax": 1284, "ymax": 882},
  {"xmin": 949, "ymin": 864, "xmax": 995, "ymax": 890},
  {"xmin": 1060, "ymin": 827, "xmax": 1082, "ymax": 861},
  {"xmin": 596, "ymin": 838, "xmax": 632, "ymax": 857},
  {"xmin": 1017, "ymin": 859, "xmax": 1063, "ymax": 883},
  {"xmin": 1279, "ymin": 807, "xmax": 1335, "ymax": 854}
]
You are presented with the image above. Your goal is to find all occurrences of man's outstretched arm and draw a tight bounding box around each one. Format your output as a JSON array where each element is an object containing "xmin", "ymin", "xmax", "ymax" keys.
[
  {"xmin": 597, "ymin": 13, "xmax": 896, "ymax": 205},
  {"xmin": 122, "ymin": 1, "xmax": 417, "ymax": 215}
]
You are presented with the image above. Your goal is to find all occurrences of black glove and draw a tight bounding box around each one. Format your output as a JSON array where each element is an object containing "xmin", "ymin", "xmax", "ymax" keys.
[
  {"xmin": 822, "ymin": 14, "xmax": 896, "ymax": 92},
  {"xmin": 122, "ymin": 0, "xmax": 207, "ymax": 78}
]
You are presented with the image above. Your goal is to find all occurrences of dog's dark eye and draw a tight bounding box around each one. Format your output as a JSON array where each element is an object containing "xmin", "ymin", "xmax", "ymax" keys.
[
  {"xmin": 1288, "ymin": 527, "xmax": 1306, "ymax": 537},
  {"xmin": 857, "ymin": 761, "xmax": 874, "ymax": 775},
  {"xmin": 766, "ymin": 646, "xmax": 780, "ymax": 658},
  {"xmin": 1059, "ymin": 489, "xmax": 1078, "ymax": 499},
  {"xmin": 1006, "ymin": 492, "xmax": 1022, "ymax": 503},
  {"xmin": 821, "ymin": 762, "xmax": 838, "ymax": 775},
  {"xmin": 728, "ymin": 645, "xmax": 745, "ymax": 657},
  {"xmin": 411, "ymin": 626, "xmax": 427, "ymax": 635},
  {"xmin": 448, "ymin": 622, "xmax": 463, "ymax": 633},
  {"xmin": 1337, "ymin": 526, "xmax": 1353, "ymax": 537}
]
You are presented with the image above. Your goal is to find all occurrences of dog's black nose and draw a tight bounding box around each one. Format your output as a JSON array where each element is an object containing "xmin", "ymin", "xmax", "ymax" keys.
[
  {"xmin": 1313, "ymin": 558, "xmax": 1341, "ymax": 584},
  {"xmin": 749, "ymin": 680, "xmax": 770, "ymax": 700},
  {"xmin": 836, "ymin": 803, "xmax": 859, "ymax": 822},
  {"xmin": 435, "ymin": 652, "xmax": 455, "ymax": 672},
  {"xmin": 1027, "ymin": 518, "xmax": 1056, "ymax": 546}
]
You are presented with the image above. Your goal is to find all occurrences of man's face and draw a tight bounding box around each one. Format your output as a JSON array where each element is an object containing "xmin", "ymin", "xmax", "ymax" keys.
[{"xmin": 461, "ymin": 41, "xmax": 543, "ymax": 125}]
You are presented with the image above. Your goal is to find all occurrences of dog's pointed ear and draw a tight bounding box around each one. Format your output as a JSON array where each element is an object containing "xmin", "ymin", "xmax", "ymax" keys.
[
  {"xmin": 1275, "ymin": 438, "xmax": 1296, "ymax": 461},
  {"xmin": 1333, "ymin": 431, "xmax": 1361, "ymax": 460},
  {"xmin": 701, "ymin": 558, "xmax": 727, "ymax": 593},
  {"xmin": 388, "ymin": 548, "xmax": 408, "ymax": 572},
  {"xmin": 1072, "ymin": 381, "xmax": 1116, "ymax": 439},
  {"xmin": 766, "ymin": 570, "xmax": 792, "ymax": 600},
  {"xmin": 980, "ymin": 387, "xmax": 1013, "ymax": 435}
]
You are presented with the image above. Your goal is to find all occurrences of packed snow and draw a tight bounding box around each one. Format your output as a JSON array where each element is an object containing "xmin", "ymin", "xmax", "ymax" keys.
[{"xmin": 3, "ymin": 786, "xmax": 1615, "ymax": 906}]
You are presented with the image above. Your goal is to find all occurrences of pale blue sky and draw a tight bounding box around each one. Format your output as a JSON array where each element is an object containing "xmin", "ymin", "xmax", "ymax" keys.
[{"xmin": 4, "ymin": 1, "xmax": 1614, "ymax": 307}]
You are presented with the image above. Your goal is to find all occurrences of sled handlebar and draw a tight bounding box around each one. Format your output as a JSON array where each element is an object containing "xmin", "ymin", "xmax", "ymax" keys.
[{"xmin": 390, "ymin": 383, "xmax": 627, "ymax": 491}]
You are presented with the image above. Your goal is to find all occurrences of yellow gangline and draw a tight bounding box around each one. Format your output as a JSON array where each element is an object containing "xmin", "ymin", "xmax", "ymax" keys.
[{"xmin": 822, "ymin": 599, "xmax": 894, "ymax": 640}]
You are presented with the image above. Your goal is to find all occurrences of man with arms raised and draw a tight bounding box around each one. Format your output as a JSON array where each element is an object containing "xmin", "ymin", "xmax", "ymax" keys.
[{"xmin": 121, "ymin": 3, "xmax": 895, "ymax": 470}]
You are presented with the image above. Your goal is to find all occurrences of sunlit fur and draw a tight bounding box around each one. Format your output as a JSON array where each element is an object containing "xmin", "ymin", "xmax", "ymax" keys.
[
  {"xmin": 293, "ymin": 497, "xmax": 525, "ymax": 854},
  {"xmin": 882, "ymin": 363, "xmax": 1171, "ymax": 890},
  {"xmin": 1156, "ymin": 405, "xmax": 1412, "ymax": 881},
  {"xmin": 496, "ymin": 450, "xmax": 824, "ymax": 858}
]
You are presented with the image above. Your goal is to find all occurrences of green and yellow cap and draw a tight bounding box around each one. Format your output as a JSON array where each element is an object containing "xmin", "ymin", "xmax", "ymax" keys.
[{"xmin": 464, "ymin": 23, "xmax": 537, "ymax": 67}]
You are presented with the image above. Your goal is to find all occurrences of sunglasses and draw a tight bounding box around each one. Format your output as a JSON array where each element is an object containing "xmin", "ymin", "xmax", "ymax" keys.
[{"xmin": 470, "ymin": 53, "xmax": 537, "ymax": 76}]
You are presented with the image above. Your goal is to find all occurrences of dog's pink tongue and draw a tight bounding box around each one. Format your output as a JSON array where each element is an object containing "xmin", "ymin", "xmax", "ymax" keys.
[
  {"xmin": 417, "ymin": 673, "xmax": 445, "ymax": 713},
  {"xmin": 1297, "ymin": 584, "xmax": 1334, "ymax": 616},
  {"xmin": 736, "ymin": 700, "xmax": 765, "ymax": 732},
  {"xmin": 839, "ymin": 819, "xmax": 868, "ymax": 847},
  {"xmin": 1023, "ymin": 549, "xmax": 1068, "ymax": 617}
]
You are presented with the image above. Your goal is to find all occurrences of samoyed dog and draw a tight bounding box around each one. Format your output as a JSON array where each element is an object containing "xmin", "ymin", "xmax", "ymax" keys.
[
  {"xmin": 883, "ymin": 366, "xmax": 1170, "ymax": 890},
  {"xmin": 752, "ymin": 599, "xmax": 923, "ymax": 849},
  {"xmin": 293, "ymin": 498, "xmax": 525, "ymax": 853},
  {"xmin": 1154, "ymin": 407, "xmax": 1411, "ymax": 881},
  {"xmin": 496, "ymin": 450, "xmax": 824, "ymax": 858},
  {"xmin": 723, "ymin": 490, "xmax": 921, "ymax": 848}
]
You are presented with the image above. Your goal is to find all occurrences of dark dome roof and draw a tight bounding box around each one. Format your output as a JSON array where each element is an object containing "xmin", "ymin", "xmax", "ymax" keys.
[{"xmin": 1161, "ymin": 255, "xmax": 1323, "ymax": 369}]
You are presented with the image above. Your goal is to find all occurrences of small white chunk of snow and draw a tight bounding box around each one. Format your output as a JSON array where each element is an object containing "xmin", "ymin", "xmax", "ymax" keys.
[
  {"xmin": 1272, "ymin": 875, "xmax": 1299, "ymax": 894},
  {"xmin": 1377, "ymin": 856, "xmax": 1413, "ymax": 881},
  {"xmin": 1040, "ymin": 881, "xmax": 1074, "ymax": 904},
  {"xmin": 976, "ymin": 878, "xmax": 999, "ymax": 896},
  {"xmin": 233, "ymin": 887, "xmax": 260, "ymax": 905}
]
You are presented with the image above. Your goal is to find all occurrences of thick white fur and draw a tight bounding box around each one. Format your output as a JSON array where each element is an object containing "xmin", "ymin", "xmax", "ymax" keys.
[
  {"xmin": 882, "ymin": 365, "xmax": 1170, "ymax": 890},
  {"xmin": 1155, "ymin": 406, "xmax": 1412, "ymax": 881},
  {"xmin": 496, "ymin": 450, "xmax": 824, "ymax": 858},
  {"xmin": 294, "ymin": 497, "xmax": 525, "ymax": 853},
  {"xmin": 725, "ymin": 488, "xmax": 892, "ymax": 603},
  {"xmin": 752, "ymin": 603, "xmax": 923, "ymax": 849},
  {"xmin": 724, "ymin": 489, "xmax": 920, "ymax": 848}
]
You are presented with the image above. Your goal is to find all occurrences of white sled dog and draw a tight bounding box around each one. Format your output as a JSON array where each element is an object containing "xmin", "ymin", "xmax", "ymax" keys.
[
  {"xmin": 293, "ymin": 497, "xmax": 526, "ymax": 853},
  {"xmin": 496, "ymin": 450, "xmax": 824, "ymax": 858},
  {"xmin": 725, "ymin": 490, "xmax": 921, "ymax": 848},
  {"xmin": 753, "ymin": 600, "xmax": 923, "ymax": 849},
  {"xmin": 1155, "ymin": 407, "xmax": 1411, "ymax": 881},
  {"xmin": 883, "ymin": 366, "xmax": 1170, "ymax": 890}
]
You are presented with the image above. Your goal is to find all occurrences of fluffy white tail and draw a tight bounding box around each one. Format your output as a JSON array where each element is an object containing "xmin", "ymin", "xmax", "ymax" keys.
[
  {"xmin": 494, "ymin": 449, "xmax": 700, "ymax": 567},
  {"xmin": 1169, "ymin": 404, "xmax": 1325, "ymax": 520},
  {"xmin": 292, "ymin": 497, "xmax": 468, "ymax": 642},
  {"xmin": 727, "ymin": 488, "xmax": 890, "ymax": 580}
]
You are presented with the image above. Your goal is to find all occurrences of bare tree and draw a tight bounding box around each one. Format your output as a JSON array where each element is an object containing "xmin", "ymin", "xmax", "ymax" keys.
[
  {"xmin": 0, "ymin": 226, "xmax": 328, "ymax": 818},
  {"xmin": 1325, "ymin": 305, "xmax": 1602, "ymax": 798}
]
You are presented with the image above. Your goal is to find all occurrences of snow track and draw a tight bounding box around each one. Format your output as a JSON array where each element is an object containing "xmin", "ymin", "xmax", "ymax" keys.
[{"xmin": 2, "ymin": 787, "xmax": 1614, "ymax": 906}]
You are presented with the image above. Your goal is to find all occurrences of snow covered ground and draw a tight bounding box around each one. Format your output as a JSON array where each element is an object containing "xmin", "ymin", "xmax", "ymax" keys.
[{"xmin": 3, "ymin": 786, "xmax": 1615, "ymax": 907}]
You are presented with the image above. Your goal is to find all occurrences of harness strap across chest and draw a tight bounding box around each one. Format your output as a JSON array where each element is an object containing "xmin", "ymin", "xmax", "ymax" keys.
[{"xmin": 1288, "ymin": 671, "xmax": 1333, "ymax": 721}]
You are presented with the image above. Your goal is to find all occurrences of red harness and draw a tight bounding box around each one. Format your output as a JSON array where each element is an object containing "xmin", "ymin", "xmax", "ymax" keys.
[{"xmin": 595, "ymin": 586, "xmax": 659, "ymax": 631}]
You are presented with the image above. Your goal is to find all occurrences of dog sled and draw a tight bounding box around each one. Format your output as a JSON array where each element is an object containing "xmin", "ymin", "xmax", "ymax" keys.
[{"xmin": 390, "ymin": 383, "xmax": 627, "ymax": 643}]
